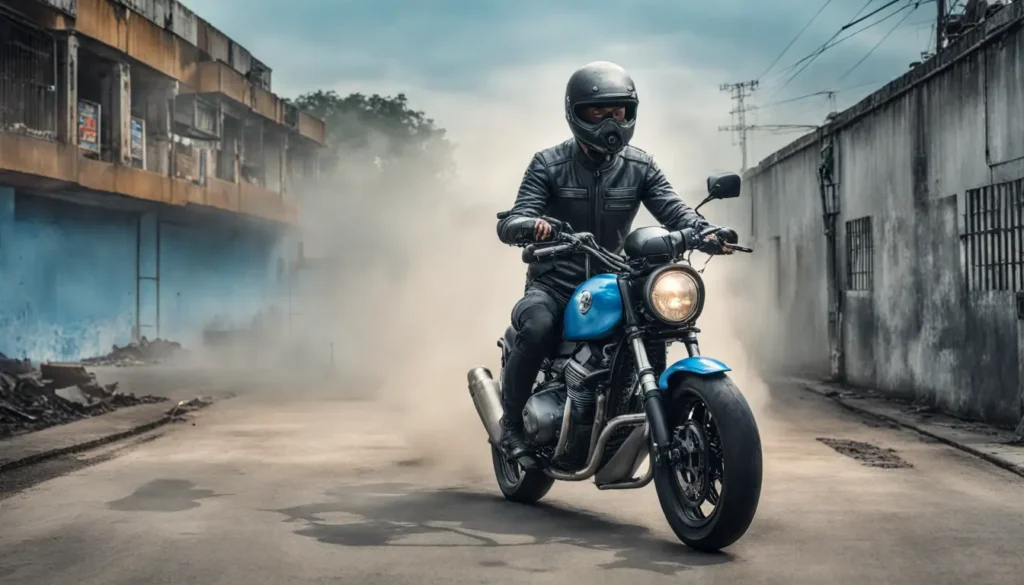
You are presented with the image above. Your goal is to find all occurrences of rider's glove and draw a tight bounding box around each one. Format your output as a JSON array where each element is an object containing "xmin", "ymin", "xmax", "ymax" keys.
[
  {"xmin": 505, "ymin": 216, "xmax": 542, "ymax": 244},
  {"xmin": 698, "ymin": 227, "xmax": 738, "ymax": 255}
]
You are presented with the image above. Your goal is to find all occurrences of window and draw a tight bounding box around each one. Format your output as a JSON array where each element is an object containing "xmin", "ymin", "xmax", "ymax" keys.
[
  {"xmin": 0, "ymin": 12, "xmax": 57, "ymax": 139},
  {"xmin": 963, "ymin": 179, "xmax": 1024, "ymax": 292},
  {"xmin": 845, "ymin": 216, "xmax": 873, "ymax": 291}
]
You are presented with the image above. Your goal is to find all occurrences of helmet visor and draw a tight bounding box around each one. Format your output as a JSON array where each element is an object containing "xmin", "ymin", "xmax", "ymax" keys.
[{"xmin": 574, "ymin": 102, "xmax": 637, "ymax": 128}]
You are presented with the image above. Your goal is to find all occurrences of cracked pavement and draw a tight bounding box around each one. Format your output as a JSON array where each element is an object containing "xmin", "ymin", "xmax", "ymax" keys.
[{"xmin": 1, "ymin": 382, "xmax": 1023, "ymax": 584}]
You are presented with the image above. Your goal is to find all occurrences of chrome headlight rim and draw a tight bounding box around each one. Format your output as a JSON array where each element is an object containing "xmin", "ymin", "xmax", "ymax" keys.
[{"xmin": 642, "ymin": 264, "xmax": 705, "ymax": 326}]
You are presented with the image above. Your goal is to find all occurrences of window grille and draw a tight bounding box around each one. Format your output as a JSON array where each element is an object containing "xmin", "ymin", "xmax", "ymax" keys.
[
  {"xmin": 963, "ymin": 179, "xmax": 1024, "ymax": 293},
  {"xmin": 0, "ymin": 12, "xmax": 57, "ymax": 139},
  {"xmin": 846, "ymin": 216, "xmax": 873, "ymax": 291}
]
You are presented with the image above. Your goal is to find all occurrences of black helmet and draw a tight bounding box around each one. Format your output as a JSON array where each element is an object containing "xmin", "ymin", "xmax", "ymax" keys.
[{"xmin": 565, "ymin": 61, "xmax": 638, "ymax": 155}]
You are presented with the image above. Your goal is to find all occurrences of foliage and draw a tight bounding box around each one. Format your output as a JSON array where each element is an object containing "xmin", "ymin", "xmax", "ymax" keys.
[{"xmin": 291, "ymin": 90, "xmax": 455, "ymax": 186}]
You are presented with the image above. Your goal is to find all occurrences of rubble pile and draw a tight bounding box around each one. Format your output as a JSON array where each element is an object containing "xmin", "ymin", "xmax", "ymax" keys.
[
  {"xmin": 0, "ymin": 356, "xmax": 166, "ymax": 438},
  {"xmin": 82, "ymin": 337, "xmax": 185, "ymax": 367},
  {"xmin": 167, "ymin": 397, "xmax": 214, "ymax": 420}
]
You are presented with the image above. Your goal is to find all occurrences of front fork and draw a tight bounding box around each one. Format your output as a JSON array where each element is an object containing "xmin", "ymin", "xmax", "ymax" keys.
[
  {"xmin": 618, "ymin": 277, "xmax": 700, "ymax": 466},
  {"xmin": 631, "ymin": 329, "xmax": 701, "ymax": 467}
]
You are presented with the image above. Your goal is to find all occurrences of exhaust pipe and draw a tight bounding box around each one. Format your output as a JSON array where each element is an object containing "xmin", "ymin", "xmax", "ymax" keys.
[{"xmin": 467, "ymin": 366, "xmax": 504, "ymax": 445}]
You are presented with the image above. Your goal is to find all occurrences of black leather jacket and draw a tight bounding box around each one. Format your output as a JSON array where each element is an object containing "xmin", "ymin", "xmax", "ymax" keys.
[{"xmin": 497, "ymin": 139, "xmax": 709, "ymax": 300}]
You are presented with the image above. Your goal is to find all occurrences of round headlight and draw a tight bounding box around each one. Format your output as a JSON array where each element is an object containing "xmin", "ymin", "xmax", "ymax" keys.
[{"xmin": 645, "ymin": 267, "xmax": 703, "ymax": 324}]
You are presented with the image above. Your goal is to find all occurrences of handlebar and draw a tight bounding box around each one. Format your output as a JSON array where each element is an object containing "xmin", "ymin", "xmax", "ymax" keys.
[{"xmin": 518, "ymin": 216, "xmax": 751, "ymax": 270}]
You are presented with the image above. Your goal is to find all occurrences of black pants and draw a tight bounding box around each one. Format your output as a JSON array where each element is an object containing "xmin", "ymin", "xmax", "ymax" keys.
[{"xmin": 502, "ymin": 284, "xmax": 568, "ymax": 428}]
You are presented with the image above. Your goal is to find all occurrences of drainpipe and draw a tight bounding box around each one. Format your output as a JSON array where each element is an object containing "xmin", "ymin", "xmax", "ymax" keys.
[
  {"xmin": 1015, "ymin": 293, "xmax": 1024, "ymax": 443},
  {"xmin": 818, "ymin": 130, "xmax": 845, "ymax": 381}
]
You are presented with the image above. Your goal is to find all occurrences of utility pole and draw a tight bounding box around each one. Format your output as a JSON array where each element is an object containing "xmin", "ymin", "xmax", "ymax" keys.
[
  {"xmin": 937, "ymin": 0, "xmax": 946, "ymax": 53},
  {"xmin": 718, "ymin": 80, "xmax": 759, "ymax": 172}
]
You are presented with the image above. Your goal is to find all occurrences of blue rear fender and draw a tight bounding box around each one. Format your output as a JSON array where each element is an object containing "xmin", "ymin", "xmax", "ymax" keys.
[{"xmin": 657, "ymin": 357, "xmax": 732, "ymax": 390}]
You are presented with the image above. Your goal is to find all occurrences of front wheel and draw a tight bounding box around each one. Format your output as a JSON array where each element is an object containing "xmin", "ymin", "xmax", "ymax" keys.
[
  {"xmin": 490, "ymin": 446, "xmax": 555, "ymax": 504},
  {"xmin": 653, "ymin": 373, "xmax": 763, "ymax": 552}
]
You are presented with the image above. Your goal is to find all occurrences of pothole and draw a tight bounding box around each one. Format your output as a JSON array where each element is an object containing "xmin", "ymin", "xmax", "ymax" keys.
[{"xmin": 817, "ymin": 438, "xmax": 912, "ymax": 469}]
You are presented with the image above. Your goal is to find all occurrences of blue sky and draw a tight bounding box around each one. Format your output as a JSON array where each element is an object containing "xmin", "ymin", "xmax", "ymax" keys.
[{"xmin": 188, "ymin": 0, "xmax": 940, "ymax": 191}]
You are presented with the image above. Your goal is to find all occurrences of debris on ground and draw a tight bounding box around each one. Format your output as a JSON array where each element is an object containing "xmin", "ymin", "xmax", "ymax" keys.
[
  {"xmin": 0, "ymin": 352, "xmax": 34, "ymax": 376},
  {"xmin": 1010, "ymin": 418, "xmax": 1024, "ymax": 446},
  {"xmin": 166, "ymin": 397, "xmax": 213, "ymax": 421},
  {"xmin": 0, "ymin": 357, "xmax": 166, "ymax": 439},
  {"xmin": 817, "ymin": 437, "xmax": 913, "ymax": 469},
  {"xmin": 82, "ymin": 337, "xmax": 185, "ymax": 367}
]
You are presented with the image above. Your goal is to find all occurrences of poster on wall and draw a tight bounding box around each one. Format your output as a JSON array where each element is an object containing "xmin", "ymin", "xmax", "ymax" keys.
[
  {"xmin": 78, "ymin": 100, "xmax": 101, "ymax": 155},
  {"xmin": 130, "ymin": 117, "xmax": 146, "ymax": 168}
]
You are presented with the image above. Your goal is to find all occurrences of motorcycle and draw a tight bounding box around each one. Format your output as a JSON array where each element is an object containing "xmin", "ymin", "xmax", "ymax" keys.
[{"xmin": 467, "ymin": 172, "xmax": 762, "ymax": 552}]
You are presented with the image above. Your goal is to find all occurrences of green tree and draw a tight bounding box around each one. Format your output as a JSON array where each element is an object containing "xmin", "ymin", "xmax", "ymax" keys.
[{"xmin": 291, "ymin": 90, "xmax": 455, "ymax": 186}]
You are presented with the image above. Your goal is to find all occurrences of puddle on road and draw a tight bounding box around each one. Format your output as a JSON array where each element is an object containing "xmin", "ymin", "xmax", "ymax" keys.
[
  {"xmin": 269, "ymin": 482, "xmax": 732, "ymax": 576},
  {"xmin": 106, "ymin": 478, "xmax": 225, "ymax": 512},
  {"xmin": 816, "ymin": 438, "xmax": 912, "ymax": 469}
]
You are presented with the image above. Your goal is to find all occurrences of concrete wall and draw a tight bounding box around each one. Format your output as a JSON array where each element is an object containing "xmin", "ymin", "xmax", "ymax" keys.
[
  {"xmin": 157, "ymin": 217, "xmax": 289, "ymax": 348},
  {"xmin": 741, "ymin": 4, "xmax": 1024, "ymax": 425},
  {"xmin": 0, "ymin": 186, "xmax": 291, "ymax": 361},
  {"xmin": 0, "ymin": 186, "xmax": 136, "ymax": 361}
]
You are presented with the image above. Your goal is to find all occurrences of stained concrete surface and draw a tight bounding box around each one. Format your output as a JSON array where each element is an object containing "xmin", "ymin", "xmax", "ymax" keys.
[
  {"xmin": 1, "ymin": 382, "xmax": 1023, "ymax": 585},
  {"xmin": 801, "ymin": 380, "xmax": 1024, "ymax": 474}
]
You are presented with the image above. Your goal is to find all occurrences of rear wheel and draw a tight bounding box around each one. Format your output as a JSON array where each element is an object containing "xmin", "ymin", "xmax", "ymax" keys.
[
  {"xmin": 491, "ymin": 446, "xmax": 555, "ymax": 504},
  {"xmin": 653, "ymin": 373, "xmax": 762, "ymax": 552}
]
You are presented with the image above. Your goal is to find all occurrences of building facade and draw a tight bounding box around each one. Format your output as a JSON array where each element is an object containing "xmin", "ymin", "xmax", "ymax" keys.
[
  {"xmin": 737, "ymin": 2, "xmax": 1024, "ymax": 426},
  {"xmin": 0, "ymin": 0, "xmax": 326, "ymax": 360}
]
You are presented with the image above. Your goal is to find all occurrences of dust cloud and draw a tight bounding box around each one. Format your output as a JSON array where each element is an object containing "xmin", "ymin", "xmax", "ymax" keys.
[{"xmin": 187, "ymin": 80, "xmax": 786, "ymax": 478}]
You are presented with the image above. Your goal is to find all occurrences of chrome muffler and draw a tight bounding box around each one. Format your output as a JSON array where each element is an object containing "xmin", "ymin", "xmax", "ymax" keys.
[{"xmin": 467, "ymin": 366, "xmax": 504, "ymax": 445}]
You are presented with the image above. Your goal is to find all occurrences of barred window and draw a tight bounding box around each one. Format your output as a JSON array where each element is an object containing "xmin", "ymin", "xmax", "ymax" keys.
[
  {"xmin": 846, "ymin": 216, "xmax": 873, "ymax": 291},
  {"xmin": 963, "ymin": 179, "xmax": 1024, "ymax": 293},
  {"xmin": 0, "ymin": 12, "xmax": 57, "ymax": 139}
]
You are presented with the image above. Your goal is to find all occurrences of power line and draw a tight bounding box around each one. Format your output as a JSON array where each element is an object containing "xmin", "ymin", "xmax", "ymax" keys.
[
  {"xmin": 851, "ymin": 0, "xmax": 883, "ymax": 20},
  {"xmin": 847, "ymin": 0, "xmax": 911, "ymax": 29},
  {"xmin": 836, "ymin": 2, "xmax": 921, "ymax": 83},
  {"xmin": 776, "ymin": 3, "xmax": 913, "ymax": 78},
  {"xmin": 759, "ymin": 90, "xmax": 836, "ymax": 109},
  {"xmin": 777, "ymin": 0, "xmax": 913, "ymax": 78},
  {"xmin": 759, "ymin": 0, "xmax": 837, "ymax": 79},
  {"xmin": 768, "ymin": 1, "xmax": 918, "ymax": 100}
]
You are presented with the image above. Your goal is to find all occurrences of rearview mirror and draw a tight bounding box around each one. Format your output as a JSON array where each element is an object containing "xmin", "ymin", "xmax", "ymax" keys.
[{"xmin": 706, "ymin": 172, "xmax": 741, "ymax": 200}]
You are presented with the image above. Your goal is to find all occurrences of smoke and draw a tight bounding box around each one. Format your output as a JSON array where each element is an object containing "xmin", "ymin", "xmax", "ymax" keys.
[{"xmin": 192, "ymin": 59, "xmax": 791, "ymax": 477}]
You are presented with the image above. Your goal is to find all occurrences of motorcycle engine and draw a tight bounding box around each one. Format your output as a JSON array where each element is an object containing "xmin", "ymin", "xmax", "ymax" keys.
[{"xmin": 522, "ymin": 343, "xmax": 604, "ymax": 450}]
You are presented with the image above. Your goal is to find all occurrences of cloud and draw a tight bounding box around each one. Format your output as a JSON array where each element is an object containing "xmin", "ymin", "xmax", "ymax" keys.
[{"xmin": 184, "ymin": 0, "xmax": 939, "ymax": 175}]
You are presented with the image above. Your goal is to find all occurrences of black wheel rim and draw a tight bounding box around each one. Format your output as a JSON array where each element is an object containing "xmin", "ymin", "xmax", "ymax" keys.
[{"xmin": 667, "ymin": 391, "xmax": 725, "ymax": 528}]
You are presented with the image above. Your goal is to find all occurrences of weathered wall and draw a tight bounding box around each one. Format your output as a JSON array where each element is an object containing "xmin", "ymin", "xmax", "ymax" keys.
[
  {"xmin": 742, "ymin": 5, "xmax": 1024, "ymax": 425},
  {"xmin": 0, "ymin": 187, "xmax": 291, "ymax": 361},
  {"xmin": 157, "ymin": 216, "xmax": 290, "ymax": 349},
  {"xmin": 740, "ymin": 142, "xmax": 832, "ymax": 377},
  {"xmin": 0, "ymin": 187, "xmax": 136, "ymax": 361}
]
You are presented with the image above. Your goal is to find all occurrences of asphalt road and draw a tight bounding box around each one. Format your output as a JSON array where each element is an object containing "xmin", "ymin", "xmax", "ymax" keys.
[{"xmin": 2, "ymin": 381, "xmax": 1023, "ymax": 585}]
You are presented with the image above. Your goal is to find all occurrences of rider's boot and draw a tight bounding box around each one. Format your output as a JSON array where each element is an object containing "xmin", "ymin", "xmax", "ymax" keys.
[
  {"xmin": 500, "ymin": 346, "xmax": 541, "ymax": 468},
  {"xmin": 499, "ymin": 416, "xmax": 536, "ymax": 468}
]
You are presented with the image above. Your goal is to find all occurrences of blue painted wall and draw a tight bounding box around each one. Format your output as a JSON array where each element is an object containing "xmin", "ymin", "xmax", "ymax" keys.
[
  {"xmin": 0, "ymin": 187, "xmax": 291, "ymax": 361},
  {"xmin": 0, "ymin": 187, "xmax": 137, "ymax": 361},
  {"xmin": 158, "ymin": 219, "xmax": 289, "ymax": 348}
]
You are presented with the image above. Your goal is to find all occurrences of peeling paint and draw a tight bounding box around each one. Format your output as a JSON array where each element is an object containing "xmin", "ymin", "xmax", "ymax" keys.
[{"xmin": 0, "ymin": 188, "xmax": 291, "ymax": 361}]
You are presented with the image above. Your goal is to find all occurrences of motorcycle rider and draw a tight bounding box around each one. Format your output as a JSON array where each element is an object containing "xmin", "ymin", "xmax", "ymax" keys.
[{"xmin": 496, "ymin": 61, "xmax": 736, "ymax": 465}]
